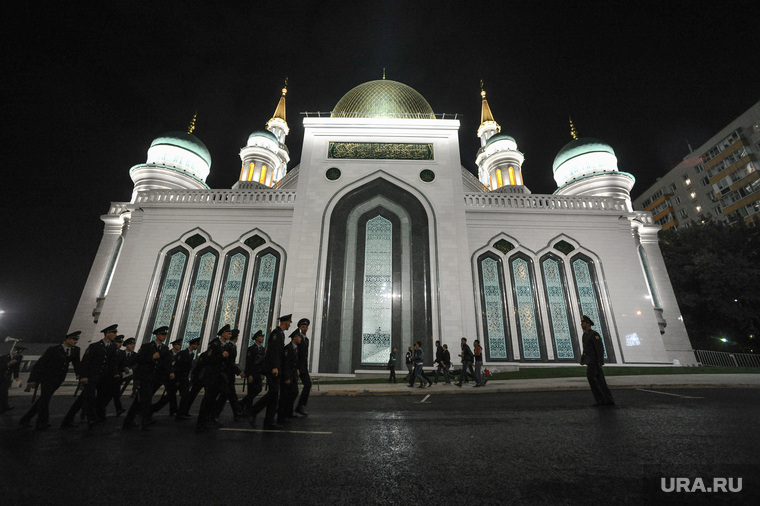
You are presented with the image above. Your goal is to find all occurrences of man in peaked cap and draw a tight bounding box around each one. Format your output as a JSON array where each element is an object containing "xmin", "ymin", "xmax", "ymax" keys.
[
  {"xmin": 173, "ymin": 337, "xmax": 200, "ymax": 420},
  {"xmin": 20, "ymin": 332, "xmax": 82, "ymax": 429},
  {"xmin": 63, "ymin": 324, "xmax": 119, "ymax": 427},
  {"xmin": 248, "ymin": 314, "xmax": 291, "ymax": 430},
  {"xmin": 122, "ymin": 326, "xmax": 173, "ymax": 430},
  {"xmin": 195, "ymin": 325, "xmax": 232, "ymax": 432},
  {"xmin": 108, "ymin": 335, "xmax": 126, "ymax": 416},
  {"xmin": 152, "ymin": 338, "xmax": 184, "ymax": 415},
  {"xmin": 242, "ymin": 330, "xmax": 265, "ymax": 415},
  {"xmin": 294, "ymin": 318, "xmax": 312, "ymax": 416},
  {"xmin": 580, "ymin": 315, "xmax": 615, "ymax": 407},
  {"xmin": 214, "ymin": 329, "xmax": 245, "ymax": 420}
]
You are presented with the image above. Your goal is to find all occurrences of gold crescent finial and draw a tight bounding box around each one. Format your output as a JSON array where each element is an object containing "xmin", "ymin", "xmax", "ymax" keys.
[
  {"xmin": 282, "ymin": 77, "xmax": 288, "ymax": 96},
  {"xmin": 569, "ymin": 116, "xmax": 579, "ymax": 140},
  {"xmin": 187, "ymin": 112, "xmax": 197, "ymax": 134},
  {"xmin": 383, "ymin": 67, "xmax": 386, "ymax": 80},
  {"xmin": 480, "ymin": 79, "xmax": 486, "ymax": 99}
]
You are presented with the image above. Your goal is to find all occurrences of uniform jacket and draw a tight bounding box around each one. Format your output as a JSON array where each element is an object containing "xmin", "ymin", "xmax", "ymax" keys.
[
  {"xmin": 223, "ymin": 341, "xmax": 241, "ymax": 378},
  {"xmin": 280, "ymin": 342, "xmax": 299, "ymax": 383},
  {"xmin": 244, "ymin": 343, "xmax": 264, "ymax": 377},
  {"xmin": 133, "ymin": 340, "xmax": 172, "ymax": 382},
  {"xmin": 296, "ymin": 335, "xmax": 309, "ymax": 372},
  {"xmin": 263, "ymin": 327, "xmax": 285, "ymax": 373},
  {"xmin": 199, "ymin": 338, "xmax": 226, "ymax": 387},
  {"xmin": 581, "ymin": 329, "xmax": 605, "ymax": 365},
  {"xmin": 28, "ymin": 345, "xmax": 81, "ymax": 387},
  {"xmin": 174, "ymin": 348, "xmax": 195, "ymax": 380},
  {"xmin": 1, "ymin": 353, "xmax": 23, "ymax": 380},
  {"xmin": 80, "ymin": 340, "xmax": 117, "ymax": 383}
]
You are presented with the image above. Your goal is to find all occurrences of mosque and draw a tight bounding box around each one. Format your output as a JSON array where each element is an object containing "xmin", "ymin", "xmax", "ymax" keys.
[{"xmin": 68, "ymin": 78, "xmax": 696, "ymax": 372}]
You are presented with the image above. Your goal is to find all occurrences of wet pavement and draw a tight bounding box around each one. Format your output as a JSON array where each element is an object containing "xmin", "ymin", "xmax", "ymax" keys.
[{"xmin": 1, "ymin": 381, "xmax": 759, "ymax": 505}]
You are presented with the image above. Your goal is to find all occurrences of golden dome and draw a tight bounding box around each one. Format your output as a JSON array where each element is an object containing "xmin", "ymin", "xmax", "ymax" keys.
[{"xmin": 331, "ymin": 80, "xmax": 435, "ymax": 119}]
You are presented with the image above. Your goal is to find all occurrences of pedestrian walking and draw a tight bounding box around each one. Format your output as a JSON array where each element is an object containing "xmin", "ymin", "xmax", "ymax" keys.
[
  {"xmin": 580, "ymin": 315, "xmax": 615, "ymax": 407},
  {"xmin": 387, "ymin": 347, "xmax": 397, "ymax": 383},
  {"xmin": 455, "ymin": 337, "xmax": 475, "ymax": 387}
]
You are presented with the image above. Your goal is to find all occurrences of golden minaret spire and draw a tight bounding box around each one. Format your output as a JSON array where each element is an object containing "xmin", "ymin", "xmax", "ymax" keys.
[
  {"xmin": 187, "ymin": 112, "xmax": 197, "ymax": 134},
  {"xmin": 479, "ymin": 80, "xmax": 497, "ymax": 126},
  {"xmin": 569, "ymin": 116, "xmax": 579, "ymax": 140}
]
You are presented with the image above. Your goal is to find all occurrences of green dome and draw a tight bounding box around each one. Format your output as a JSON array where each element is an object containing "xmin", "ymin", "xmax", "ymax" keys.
[
  {"xmin": 552, "ymin": 138, "xmax": 614, "ymax": 173},
  {"xmin": 486, "ymin": 133, "xmax": 516, "ymax": 146},
  {"xmin": 151, "ymin": 132, "xmax": 211, "ymax": 166},
  {"xmin": 248, "ymin": 130, "xmax": 278, "ymax": 143},
  {"xmin": 331, "ymin": 80, "xmax": 435, "ymax": 119}
]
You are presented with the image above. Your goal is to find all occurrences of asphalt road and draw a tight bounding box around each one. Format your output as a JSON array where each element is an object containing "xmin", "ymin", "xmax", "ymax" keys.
[{"xmin": 1, "ymin": 388, "xmax": 758, "ymax": 505}]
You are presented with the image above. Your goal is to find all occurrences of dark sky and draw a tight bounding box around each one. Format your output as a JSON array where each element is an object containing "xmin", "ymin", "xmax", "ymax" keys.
[{"xmin": 1, "ymin": 1, "xmax": 758, "ymax": 343}]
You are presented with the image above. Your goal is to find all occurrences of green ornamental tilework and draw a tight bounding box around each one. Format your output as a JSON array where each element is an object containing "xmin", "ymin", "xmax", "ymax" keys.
[
  {"xmin": 182, "ymin": 252, "xmax": 217, "ymax": 347},
  {"xmin": 572, "ymin": 258, "xmax": 608, "ymax": 359},
  {"xmin": 542, "ymin": 258, "xmax": 575, "ymax": 359},
  {"xmin": 481, "ymin": 257, "xmax": 508, "ymax": 359},
  {"xmin": 362, "ymin": 216, "xmax": 393, "ymax": 364},
  {"xmin": 512, "ymin": 258, "xmax": 541, "ymax": 359},
  {"xmin": 217, "ymin": 253, "xmax": 247, "ymax": 330},
  {"xmin": 152, "ymin": 251, "xmax": 187, "ymax": 340},
  {"xmin": 248, "ymin": 253, "xmax": 277, "ymax": 347},
  {"xmin": 328, "ymin": 142, "xmax": 434, "ymax": 160}
]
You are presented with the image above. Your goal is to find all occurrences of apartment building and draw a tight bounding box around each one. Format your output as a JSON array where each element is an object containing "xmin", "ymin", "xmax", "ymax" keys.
[{"xmin": 634, "ymin": 100, "xmax": 760, "ymax": 230}]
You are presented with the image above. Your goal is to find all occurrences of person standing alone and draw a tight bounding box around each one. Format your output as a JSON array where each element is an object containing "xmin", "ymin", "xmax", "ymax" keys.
[{"xmin": 580, "ymin": 315, "xmax": 615, "ymax": 407}]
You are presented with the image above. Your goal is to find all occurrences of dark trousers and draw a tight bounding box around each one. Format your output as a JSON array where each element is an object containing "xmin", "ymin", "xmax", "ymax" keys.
[
  {"xmin": 111, "ymin": 377, "xmax": 124, "ymax": 412},
  {"xmin": 278, "ymin": 379, "xmax": 298, "ymax": 421},
  {"xmin": 250, "ymin": 372, "xmax": 279, "ymax": 425},
  {"xmin": 123, "ymin": 379, "xmax": 158, "ymax": 428},
  {"xmin": 152, "ymin": 380, "xmax": 179, "ymax": 414},
  {"xmin": 457, "ymin": 361, "xmax": 475, "ymax": 385},
  {"xmin": 20, "ymin": 382, "xmax": 58, "ymax": 427},
  {"xmin": 433, "ymin": 363, "xmax": 444, "ymax": 383},
  {"xmin": 241, "ymin": 375, "xmax": 263, "ymax": 411},
  {"xmin": 197, "ymin": 383, "xmax": 222, "ymax": 429},
  {"xmin": 61, "ymin": 393, "xmax": 84, "ymax": 425},
  {"xmin": 0, "ymin": 377, "xmax": 10, "ymax": 410},
  {"xmin": 214, "ymin": 379, "xmax": 244, "ymax": 417},
  {"xmin": 586, "ymin": 364, "xmax": 614, "ymax": 404},
  {"xmin": 178, "ymin": 380, "xmax": 202, "ymax": 417},
  {"xmin": 388, "ymin": 366, "xmax": 396, "ymax": 383},
  {"xmin": 296, "ymin": 371, "xmax": 311, "ymax": 408}
]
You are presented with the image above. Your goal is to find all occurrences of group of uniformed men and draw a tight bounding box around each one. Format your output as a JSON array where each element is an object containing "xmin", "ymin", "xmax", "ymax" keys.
[{"xmin": 10, "ymin": 313, "xmax": 312, "ymax": 432}]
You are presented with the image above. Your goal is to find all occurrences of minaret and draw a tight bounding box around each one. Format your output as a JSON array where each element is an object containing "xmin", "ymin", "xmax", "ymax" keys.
[
  {"xmin": 475, "ymin": 82, "xmax": 527, "ymax": 192},
  {"xmin": 237, "ymin": 80, "xmax": 291, "ymax": 188},
  {"xmin": 129, "ymin": 113, "xmax": 211, "ymax": 202}
]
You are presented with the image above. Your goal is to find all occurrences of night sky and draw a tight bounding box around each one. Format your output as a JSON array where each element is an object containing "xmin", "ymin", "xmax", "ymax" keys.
[{"xmin": 2, "ymin": 1, "xmax": 758, "ymax": 343}]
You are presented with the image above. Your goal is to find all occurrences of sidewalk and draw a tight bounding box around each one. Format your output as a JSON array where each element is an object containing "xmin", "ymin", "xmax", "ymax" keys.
[{"xmin": 7, "ymin": 373, "xmax": 759, "ymax": 399}]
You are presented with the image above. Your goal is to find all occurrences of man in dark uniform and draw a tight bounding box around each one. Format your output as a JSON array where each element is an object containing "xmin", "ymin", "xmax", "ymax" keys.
[
  {"xmin": 195, "ymin": 324, "xmax": 232, "ymax": 432},
  {"xmin": 115, "ymin": 337, "xmax": 138, "ymax": 412},
  {"xmin": 152, "ymin": 338, "xmax": 183, "ymax": 415},
  {"xmin": 20, "ymin": 332, "xmax": 82, "ymax": 429},
  {"xmin": 241, "ymin": 330, "xmax": 265, "ymax": 414},
  {"xmin": 294, "ymin": 318, "xmax": 311, "ymax": 416},
  {"xmin": 432, "ymin": 340, "xmax": 445, "ymax": 384},
  {"xmin": 107, "ymin": 335, "xmax": 126, "ymax": 416},
  {"xmin": 122, "ymin": 326, "xmax": 173, "ymax": 430},
  {"xmin": 248, "ymin": 314, "xmax": 291, "ymax": 430},
  {"xmin": 580, "ymin": 315, "xmax": 615, "ymax": 406},
  {"xmin": 173, "ymin": 337, "xmax": 200, "ymax": 420},
  {"xmin": 1, "ymin": 346, "xmax": 25, "ymax": 414},
  {"xmin": 63, "ymin": 324, "xmax": 119, "ymax": 427},
  {"xmin": 278, "ymin": 330, "xmax": 301, "ymax": 424},
  {"xmin": 215, "ymin": 328, "xmax": 244, "ymax": 420}
]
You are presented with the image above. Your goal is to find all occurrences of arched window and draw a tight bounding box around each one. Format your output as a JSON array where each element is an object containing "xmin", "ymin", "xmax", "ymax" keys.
[
  {"xmin": 244, "ymin": 248, "xmax": 280, "ymax": 347},
  {"xmin": 145, "ymin": 246, "xmax": 189, "ymax": 342},
  {"xmin": 540, "ymin": 254, "xmax": 578, "ymax": 360},
  {"xmin": 213, "ymin": 248, "xmax": 250, "ymax": 333},
  {"xmin": 571, "ymin": 254, "xmax": 614, "ymax": 362},
  {"xmin": 510, "ymin": 253, "xmax": 545, "ymax": 360},
  {"xmin": 496, "ymin": 168, "xmax": 504, "ymax": 188},
  {"xmin": 259, "ymin": 166, "xmax": 267, "ymax": 185},
  {"xmin": 478, "ymin": 253, "xmax": 510, "ymax": 360},
  {"xmin": 361, "ymin": 216, "xmax": 393, "ymax": 365},
  {"xmin": 178, "ymin": 247, "xmax": 219, "ymax": 347}
]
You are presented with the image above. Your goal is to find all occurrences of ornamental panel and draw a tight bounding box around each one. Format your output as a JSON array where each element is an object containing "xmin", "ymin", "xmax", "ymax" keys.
[
  {"xmin": 328, "ymin": 142, "xmax": 434, "ymax": 160},
  {"xmin": 361, "ymin": 216, "xmax": 393, "ymax": 364},
  {"xmin": 572, "ymin": 257, "xmax": 609, "ymax": 360},
  {"xmin": 512, "ymin": 257, "xmax": 541, "ymax": 359},
  {"xmin": 480, "ymin": 257, "xmax": 508, "ymax": 359},
  {"xmin": 181, "ymin": 252, "xmax": 217, "ymax": 347},
  {"xmin": 247, "ymin": 253, "xmax": 277, "ymax": 347},
  {"xmin": 216, "ymin": 252, "xmax": 248, "ymax": 330},
  {"xmin": 151, "ymin": 250, "xmax": 187, "ymax": 339},
  {"xmin": 541, "ymin": 257, "xmax": 575, "ymax": 359}
]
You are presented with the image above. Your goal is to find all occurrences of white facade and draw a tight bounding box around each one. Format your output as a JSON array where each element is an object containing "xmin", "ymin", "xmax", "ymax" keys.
[{"xmin": 69, "ymin": 80, "xmax": 695, "ymax": 369}]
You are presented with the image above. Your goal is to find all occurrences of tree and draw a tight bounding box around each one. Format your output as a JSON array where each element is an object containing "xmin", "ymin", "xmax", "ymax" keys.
[{"xmin": 659, "ymin": 221, "xmax": 760, "ymax": 353}]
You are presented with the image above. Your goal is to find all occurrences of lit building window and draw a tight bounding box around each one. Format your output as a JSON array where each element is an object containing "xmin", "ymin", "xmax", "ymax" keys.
[
  {"xmin": 690, "ymin": 192, "xmax": 697, "ymax": 199},
  {"xmin": 696, "ymin": 205, "xmax": 702, "ymax": 212},
  {"xmin": 496, "ymin": 169, "xmax": 504, "ymax": 188},
  {"xmin": 685, "ymin": 178, "xmax": 692, "ymax": 185},
  {"xmin": 508, "ymin": 166, "xmax": 516, "ymax": 185},
  {"xmin": 246, "ymin": 163, "xmax": 255, "ymax": 181},
  {"xmin": 259, "ymin": 166, "xmax": 267, "ymax": 184}
]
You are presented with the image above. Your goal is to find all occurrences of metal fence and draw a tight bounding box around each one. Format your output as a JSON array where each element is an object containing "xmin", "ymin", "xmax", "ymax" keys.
[{"xmin": 695, "ymin": 349, "xmax": 760, "ymax": 367}]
